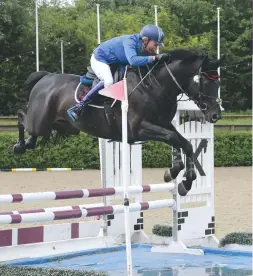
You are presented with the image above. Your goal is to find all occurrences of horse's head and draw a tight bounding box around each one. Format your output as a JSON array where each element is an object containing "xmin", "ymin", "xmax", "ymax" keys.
[
  {"xmin": 185, "ymin": 54, "xmax": 225, "ymax": 123},
  {"xmin": 133, "ymin": 49, "xmax": 224, "ymax": 123},
  {"xmin": 156, "ymin": 49, "xmax": 224, "ymax": 123}
]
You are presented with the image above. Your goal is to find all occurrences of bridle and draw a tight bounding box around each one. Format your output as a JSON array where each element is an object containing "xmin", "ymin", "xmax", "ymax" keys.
[
  {"xmin": 164, "ymin": 61, "xmax": 222, "ymax": 114},
  {"xmin": 130, "ymin": 58, "xmax": 222, "ymax": 114}
]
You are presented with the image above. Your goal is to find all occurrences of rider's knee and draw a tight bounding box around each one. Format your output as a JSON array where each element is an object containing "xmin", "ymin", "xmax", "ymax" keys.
[{"xmin": 104, "ymin": 76, "xmax": 114, "ymax": 88}]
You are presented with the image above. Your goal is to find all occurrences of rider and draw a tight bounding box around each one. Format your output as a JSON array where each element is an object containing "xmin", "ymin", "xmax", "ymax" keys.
[{"xmin": 67, "ymin": 24, "xmax": 170, "ymax": 121}]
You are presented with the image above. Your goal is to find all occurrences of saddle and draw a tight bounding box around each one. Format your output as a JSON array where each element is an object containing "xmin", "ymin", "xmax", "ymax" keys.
[
  {"xmin": 78, "ymin": 64, "xmax": 124, "ymax": 103},
  {"xmin": 77, "ymin": 64, "xmax": 124, "ymax": 141}
]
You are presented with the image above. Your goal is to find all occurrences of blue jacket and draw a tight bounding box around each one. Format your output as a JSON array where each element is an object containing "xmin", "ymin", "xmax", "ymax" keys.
[{"xmin": 93, "ymin": 34, "xmax": 153, "ymax": 67}]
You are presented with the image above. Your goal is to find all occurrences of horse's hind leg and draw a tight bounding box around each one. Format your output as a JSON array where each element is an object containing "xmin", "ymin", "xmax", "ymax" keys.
[
  {"xmin": 13, "ymin": 110, "xmax": 38, "ymax": 154},
  {"xmin": 13, "ymin": 110, "xmax": 26, "ymax": 154},
  {"xmin": 25, "ymin": 136, "xmax": 37, "ymax": 149}
]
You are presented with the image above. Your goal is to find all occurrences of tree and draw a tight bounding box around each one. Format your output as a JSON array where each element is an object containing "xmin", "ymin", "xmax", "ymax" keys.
[
  {"xmin": 0, "ymin": 0, "xmax": 251, "ymax": 114},
  {"xmin": 0, "ymin": 0, "xmax": 35, "ymax": 115}
]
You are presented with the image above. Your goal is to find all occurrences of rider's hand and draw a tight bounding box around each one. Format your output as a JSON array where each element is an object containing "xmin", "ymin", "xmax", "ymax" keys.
[{"xmin": 154, "ymin": 53, "xmax": 171, "ymax": 63}]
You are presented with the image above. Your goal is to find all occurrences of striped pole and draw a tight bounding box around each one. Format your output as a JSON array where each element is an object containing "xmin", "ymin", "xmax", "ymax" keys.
[
  {"xmin": 0, "ymin": 168, "xmax": 84, "ymax": 172},
  {"xmin": 0, "ymin": 199, "xmax": 175, "ymax": 225},
  {"xmin": 0, "ymin": 203, "xmax": 103, "ymax": 216},
  {"xmin": 0, "ymin": 183, "xmax": 175, "ymax": 204}
]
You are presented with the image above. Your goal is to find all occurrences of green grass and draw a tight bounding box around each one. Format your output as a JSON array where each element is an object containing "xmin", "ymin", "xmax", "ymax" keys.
[
  {"xmin": 0, "ymin": 111, "xmax": 252, "ymax": 126},
  {"xmin": 0, "ymin": 119, "xmax": 252, "ymax": 126},
  {"xmin": 0, "ymin": 120, "xmax": 17, "ymax": 125},
  {"xmin": 217, "ymin": 119, "xmax": 252, "ymax": 125},
  {"xmin": 223, "ymin": 110, "xmax": 252, "ymax": 115}
]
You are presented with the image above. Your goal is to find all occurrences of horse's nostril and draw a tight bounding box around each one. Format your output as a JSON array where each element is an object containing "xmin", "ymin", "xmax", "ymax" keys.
[{"xmin": 212, "ymin": 114, "xmax": 220, "ymax": 122}]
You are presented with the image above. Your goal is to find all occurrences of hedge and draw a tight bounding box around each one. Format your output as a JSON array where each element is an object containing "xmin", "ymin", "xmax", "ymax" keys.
[
  {"xmin": 219, "ymin": 232, "xmax": 252, "ymax": 247},
  {"xmin": 0, "ymin": 131, "xmax": 251, "ymax": 169}
]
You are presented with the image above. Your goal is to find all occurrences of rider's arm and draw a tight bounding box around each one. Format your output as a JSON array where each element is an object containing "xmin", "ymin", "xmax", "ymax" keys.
[{"xmin": 123, "ymin": 37, "xmax": 155, "ymax": 66}]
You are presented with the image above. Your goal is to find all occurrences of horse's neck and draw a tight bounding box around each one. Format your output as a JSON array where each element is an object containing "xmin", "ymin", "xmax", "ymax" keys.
[
  {"xmin": 155, "ymin": 64, "xmax": 189, "ymax": 99},
  {"xmin": 128, "ymin": 62, "xmax": 190, "ymax": 101}
]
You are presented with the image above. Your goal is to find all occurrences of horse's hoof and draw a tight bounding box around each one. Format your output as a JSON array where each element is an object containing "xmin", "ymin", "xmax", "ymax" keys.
[
  {"xmin": 164, "ymin": 169, "xmax": 173, "ymax": 182},
  {"xmin": 178, "ymin": 182, "xmax": 188, "ymax": 196},
  {"xmin": 192, "ymin": 170, "xmax": 197, "ymax": 181},
  {"xmin": 25, "ymin": 139, "xmax": 35, "ymax": 150},
  {"xmin": 13, "ymin": 144, "xmax": 26, "ymax": 154}
]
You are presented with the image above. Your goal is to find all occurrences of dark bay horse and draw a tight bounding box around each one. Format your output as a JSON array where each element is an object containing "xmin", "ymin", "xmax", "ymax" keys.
[{"xmin": 13, "ymin": 49, "xmax": 224, "ymax": 196}]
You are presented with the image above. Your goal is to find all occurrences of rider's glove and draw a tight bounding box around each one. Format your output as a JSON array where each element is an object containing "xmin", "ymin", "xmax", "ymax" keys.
[{"xmin": 154, "ymin": 53, "xmax": 171, "ymax": 63}]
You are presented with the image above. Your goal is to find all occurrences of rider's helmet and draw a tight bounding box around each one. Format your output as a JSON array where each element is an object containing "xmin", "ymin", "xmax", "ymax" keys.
[{"xmin": 140, "ymin": 24, "xmax": 165, "ymax": 46}]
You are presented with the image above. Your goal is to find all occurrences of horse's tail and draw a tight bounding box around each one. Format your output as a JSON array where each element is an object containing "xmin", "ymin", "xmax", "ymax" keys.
[
  {"xmin": 16, "ymin": 71, "xmax": 50, "ymax": 128},
  {"xmin": 23, "ymin": 71, "xmax": 50, "ymax": 101}
]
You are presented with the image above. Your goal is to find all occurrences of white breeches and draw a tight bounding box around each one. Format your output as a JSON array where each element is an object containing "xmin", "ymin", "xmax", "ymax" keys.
[{"xmin": 90, "ymin": 54, "xmax": 113, "ymax": 88}]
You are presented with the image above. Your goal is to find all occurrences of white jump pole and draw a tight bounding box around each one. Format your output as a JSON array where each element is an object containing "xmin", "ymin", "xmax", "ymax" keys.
[
  {"xmin": 96, "ymin": 3, "xmax": 101, "ymax": 45},
  {"xmin": 95, "ymin": 3, "xmax": 109, "ymax": 237},
  {"xmin": 122, "ymin": 68, "xmax": 133, "ymax": 276},
  {"xmin": 217, "ymin": 7, "xmax": 224, "ymax": 111},
  {"xmin": 154, "ymin": 5, "xmax": 159, "ymax": 54},
  {"xmin": 35, "ymin": 0, "xmax": 39, "ymax": 71},
  {"xmin": 61, "ymin": 40, "xmax": 64, "ymax": 74},
  {"xmin": 217, "ymin": 7, "xmax": 220, "ymax": 99}
]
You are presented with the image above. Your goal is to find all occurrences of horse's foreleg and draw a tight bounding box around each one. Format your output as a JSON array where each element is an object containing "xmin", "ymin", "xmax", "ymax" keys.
[
  {"xmin": 164, "ymin": 124, "xmax": 196, "ymax": 193},
  {"xmin": 170, "ymin": 138, "xmax": 197, "ymax": 197},
  {"xmin": 164, "ymin": 146, "xmax": 185, "ymax": 182},
  {"xmin": 138, "ymin": 121, "xmax": 195, "ymax": 196}
]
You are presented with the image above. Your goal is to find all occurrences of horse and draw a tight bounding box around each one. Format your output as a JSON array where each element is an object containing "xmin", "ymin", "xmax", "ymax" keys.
[{"xmin": 13, "ymin": 49, "xmax": 224, "ymax": 196}]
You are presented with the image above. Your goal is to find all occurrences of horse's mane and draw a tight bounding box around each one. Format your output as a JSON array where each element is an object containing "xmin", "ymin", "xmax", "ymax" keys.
[
  {"xmin": 132, "ymin": 48, "xmax": 207, "ymax": 75},
  {"xmin": 166, "ymin": 48, "xmax": 207, "ymax": 62}
]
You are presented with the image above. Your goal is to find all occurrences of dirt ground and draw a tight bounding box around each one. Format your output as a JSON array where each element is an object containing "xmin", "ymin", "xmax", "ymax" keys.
[{"xmin": 0, "ymin": 167, "xmax": 251, "ymax": 240}]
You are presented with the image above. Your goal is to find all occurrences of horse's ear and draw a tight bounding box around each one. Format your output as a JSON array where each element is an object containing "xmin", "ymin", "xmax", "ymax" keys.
[
  {"xmin": 213, "ymin": 55, "xmax": 226, "ymax": 68},
  {"xmin": 200, "ymin": 54, "xmax": 209, "ymax": 70},
  {"xmin": 203, "ymin": 55, "xmax": 226, "ymax": 71}
]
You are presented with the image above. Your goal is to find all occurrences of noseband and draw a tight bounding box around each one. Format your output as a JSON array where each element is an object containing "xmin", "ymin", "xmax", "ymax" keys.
[{"xmin": 191, "ymin": 67, "xmax": 221, "ymax": 114}]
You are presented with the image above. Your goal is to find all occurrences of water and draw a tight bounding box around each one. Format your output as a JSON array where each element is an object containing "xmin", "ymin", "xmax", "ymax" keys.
[{"xmin": 6, "ymin": 245, "xmax": 252, "ymax": 276}]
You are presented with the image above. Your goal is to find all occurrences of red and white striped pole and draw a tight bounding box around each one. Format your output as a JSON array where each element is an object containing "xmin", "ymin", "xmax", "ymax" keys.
[
  {"xmin": 0, "ymin": 200, "xmax": 175, "ymax": 225},
  {"xmin": 0, "ymin": 183, "xmax": 175, "ymax": 204}
]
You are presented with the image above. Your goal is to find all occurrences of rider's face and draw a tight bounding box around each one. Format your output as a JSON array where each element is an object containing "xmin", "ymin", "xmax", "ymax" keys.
[{"xmin": 143, "ymin": 40, "xmax": 158, "ymax": 53}]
